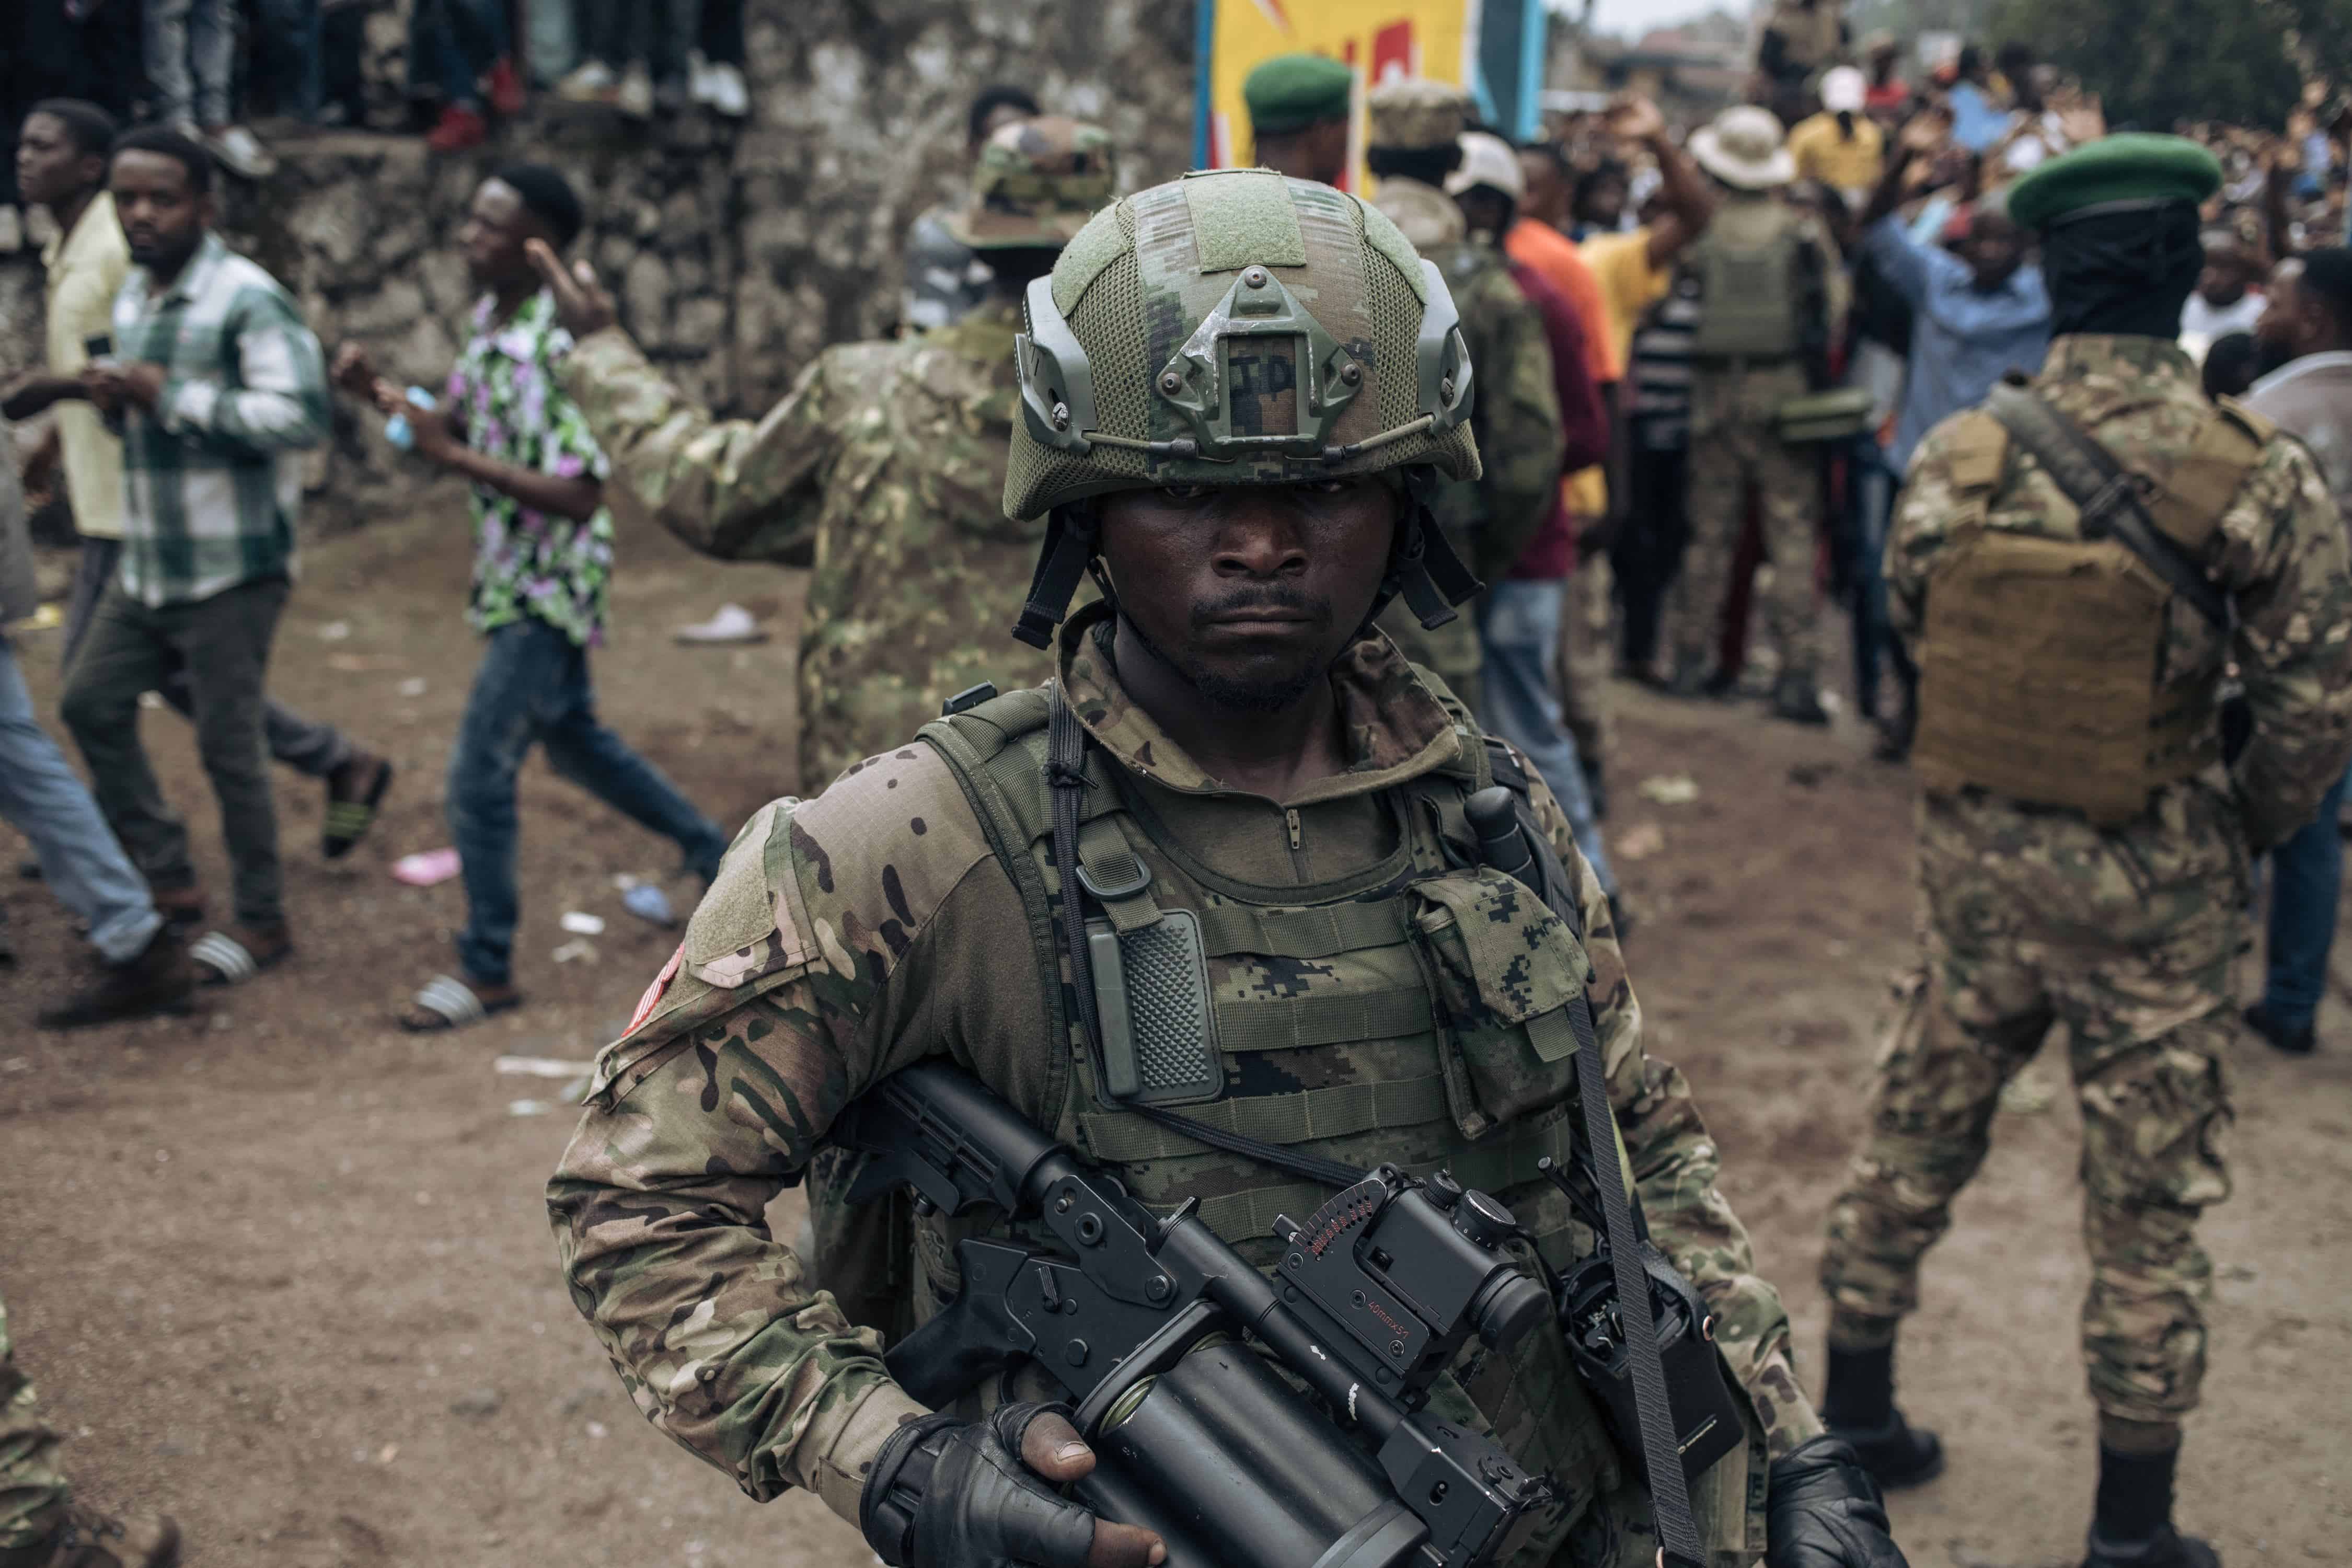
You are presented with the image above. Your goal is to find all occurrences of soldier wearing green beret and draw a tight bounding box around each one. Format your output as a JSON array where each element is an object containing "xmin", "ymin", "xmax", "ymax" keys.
[
  {"xmin": 1243, "ymin": 52, "xmax": 1354, "ymax": 188},
  {"xmin": 548, "ymin": 166, "xmax": 1909, "ymax": 1568},
  {"xmin": 1817, "ymin": 134, "xmax": 2352, "ymax": 1568}
]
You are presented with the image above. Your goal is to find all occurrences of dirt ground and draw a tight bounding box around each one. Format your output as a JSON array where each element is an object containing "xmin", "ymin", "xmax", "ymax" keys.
[{"xmin": 1, "ymin": 512, "xmax": 2345, "ymax": 1568}]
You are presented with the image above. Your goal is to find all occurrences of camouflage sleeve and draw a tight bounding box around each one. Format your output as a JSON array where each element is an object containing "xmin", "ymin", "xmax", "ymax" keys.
[
  {"xmin": 1882, "ymin": 417, "xmax": 1972, "ymax": 654},
  {"xmin": 547, "ymin": 768, "xmax": 1005, "ymax": 1525},
  {"xmin": 1468, "ymin": 272, "xmax": 1566, "ymax": 582},
  {"xmin": 1514, "ymin": 744, "xmax": 1824, "ymax": 1458},
  {"xmin": 558, "ymin": 326, "xmax": 846, "ymax": 566},
  {"xmin": 2213, "ymin": 435, "xmax": 2352, "ymax": 848}
]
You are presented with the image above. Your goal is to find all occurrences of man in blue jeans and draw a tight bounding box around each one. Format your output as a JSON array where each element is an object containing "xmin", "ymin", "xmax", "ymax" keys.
[
  {"xmin": 0, "ymin": 434, "xmax": 193, "ymax": 1028},
  {"xmin": 332, "ymin": 166, "xmax": 727, "ymax": 1032},
  {"xmin": 2243, "ymin": 248, "xmax": 2352, "ymax": 1055}
]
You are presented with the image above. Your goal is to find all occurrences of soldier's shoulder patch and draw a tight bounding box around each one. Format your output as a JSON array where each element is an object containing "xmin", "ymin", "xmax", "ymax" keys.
[
  {"xmin": 783, "ymin": 740, "xmax": 999, "ymax": 969},
  {"xmin": 682, "ymin": 796, "xmax": 803, "ymax": 989}
]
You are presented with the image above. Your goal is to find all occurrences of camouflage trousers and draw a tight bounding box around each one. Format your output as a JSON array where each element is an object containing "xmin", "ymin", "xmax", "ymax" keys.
[
  {"xmin": 0, "ymin": 1290, "xmax": 69, "ymax": 1549},
  {"xmin": 1666, "ymin": 372, "xmax": 1821, "ymax": 682},
  {"xmin": 1820, "ymin": 791, "xmax": 2242, "ymax": 1425}
]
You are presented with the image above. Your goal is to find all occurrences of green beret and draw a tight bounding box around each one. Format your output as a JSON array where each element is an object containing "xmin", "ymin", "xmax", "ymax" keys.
[
  {"xmin": 1244, "ymin": 53, "xmax": 1355, "ymax": 136},
  {"xmin": 2007, "ymin": 133, "xmax": 2224, "ymax": 232}
]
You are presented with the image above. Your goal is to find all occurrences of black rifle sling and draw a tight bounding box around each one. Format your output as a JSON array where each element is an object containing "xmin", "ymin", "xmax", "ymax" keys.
[
  {"xmin": 1049, "ymin": 691, "xmax": 1706, "ymax": 1564},
  {"xmin": 1487, "ymin": 744, "xmax": 1705, "ymax": 1567},
  {"xmin": 1984, "ymin": 383, "xmax": 2230, "ymax": 629}
]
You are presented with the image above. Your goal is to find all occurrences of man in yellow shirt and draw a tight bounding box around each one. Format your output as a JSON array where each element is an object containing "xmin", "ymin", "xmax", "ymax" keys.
[
  {"xmin": 1787, "ymin": 67, "xmax": 1886, "ymax": 203},
  {"xmin": 3, "ymin": 100, "xmax": 394, "ymax": 883}
]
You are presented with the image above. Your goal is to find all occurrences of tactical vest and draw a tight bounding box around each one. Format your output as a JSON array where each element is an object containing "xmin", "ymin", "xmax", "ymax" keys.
[
  {"xmin": 1909, "ymin": 400, "xmax": 2271, "ymax": 822},
  {"xmin": 915, "ymin": 685, "xmax": 1592, "ymax": 1255},
  {"xmin": 1683, "ymin": 204, "xmax": 1806, "ymax": 362},
  {"xmin": 902, "ymin": 685, "xmax": 1770, "ymax": 1559}
]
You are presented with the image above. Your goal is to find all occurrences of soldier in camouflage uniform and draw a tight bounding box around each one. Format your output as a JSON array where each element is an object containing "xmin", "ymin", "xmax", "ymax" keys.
[
  {"xmin": 549, "ymin": 167, "xmax": 1906, "ymax": 1568},
  {"xmin": 901, "ymin": 85, "xmax": 1042, "ymax": 335},
  {"xmin": 1664, "ymin": 107, "xmax": 1837, "ymax": 723},
  {"xmin": 1362, "ymin": 77, "xmax": 1565, "ymax": 716},
  {"xmin": 1815, "ymin": 136, "xmax": 2352, "ymax": 1568},
  {"xmin": 531, "ymin": 117, "xmax": 1116, "ymax": 793},
  {"xmin": 0, "ymin": 1289, "xmax": 179, "ymax": 1567}
]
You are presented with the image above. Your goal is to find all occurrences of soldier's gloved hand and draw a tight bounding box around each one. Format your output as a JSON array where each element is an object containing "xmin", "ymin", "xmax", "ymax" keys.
[
  {"xmin": 1766, "ymin": 1436, "xmax": 1911, "ymax": 1568},
  {"xmin": 860, "ymin": 1400, "xmax": 1167, "ymax": 1568}
]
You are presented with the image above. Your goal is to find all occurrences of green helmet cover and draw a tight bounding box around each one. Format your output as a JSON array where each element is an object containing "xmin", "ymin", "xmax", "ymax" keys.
[{"xmin": 1005, "ymin": 168, "xmax": 1483, "ymax": 521}]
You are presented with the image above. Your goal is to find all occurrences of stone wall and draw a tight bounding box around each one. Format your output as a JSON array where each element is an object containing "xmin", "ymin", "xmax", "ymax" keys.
[{"xmin": 1, "ymin": 0, "xmax": 1195, "ymax": 523}]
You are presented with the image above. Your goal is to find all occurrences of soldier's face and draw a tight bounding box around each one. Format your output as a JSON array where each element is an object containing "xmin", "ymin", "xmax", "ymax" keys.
[{"xmin": 1096, "ymin": 478, "xmax": 1398, "ymax": 712}]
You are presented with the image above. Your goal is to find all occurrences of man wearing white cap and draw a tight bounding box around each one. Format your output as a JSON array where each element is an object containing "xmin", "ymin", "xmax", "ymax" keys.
[
  {"xmin": 1661, "ymin": 105, "xmax": 1838, "ymax": 722},
  {"xmin": 1789, "ymin": 66, "xmax": 1886, "ymax": 205}
]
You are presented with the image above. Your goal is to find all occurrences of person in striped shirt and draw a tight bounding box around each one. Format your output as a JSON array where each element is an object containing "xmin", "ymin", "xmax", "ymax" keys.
[{"xmin": 61, "ymin": 126, "xmax": 329, "ymax": 989}]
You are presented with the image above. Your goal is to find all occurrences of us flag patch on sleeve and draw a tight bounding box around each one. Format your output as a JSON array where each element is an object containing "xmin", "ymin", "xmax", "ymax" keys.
[{"xmin": 628, "ymin": 943, "xmax": 684, "ymax": 1034}]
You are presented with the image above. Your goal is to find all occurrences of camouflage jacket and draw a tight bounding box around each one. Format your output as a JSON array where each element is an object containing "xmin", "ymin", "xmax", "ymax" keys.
[
  {"xmin": 560, "ymin": 301, "xmax": 1054, "ymax": 791},
  {"xmin": 1370, "ymin": 178, "xmax": 1565, "ymax": 582},
  {"xmin": 1892, "ymin": 333, "xmax": 2352, "ymax": 851},
  {"xmin": 548, "ymin": 612, "xmax": 1821, "ymax": 1543}
]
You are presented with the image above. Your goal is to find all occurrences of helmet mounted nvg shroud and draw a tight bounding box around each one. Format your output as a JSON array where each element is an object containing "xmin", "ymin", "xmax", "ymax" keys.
[{"xmin": 1001, "ymin": 169, "xmax": 1489, "ymax": 649}]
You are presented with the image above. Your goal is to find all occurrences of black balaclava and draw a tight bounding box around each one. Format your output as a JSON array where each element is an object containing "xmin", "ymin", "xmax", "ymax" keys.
[{"xmin": 2040, "ymin": 201, "xmax": 2205, "ymax": 339}]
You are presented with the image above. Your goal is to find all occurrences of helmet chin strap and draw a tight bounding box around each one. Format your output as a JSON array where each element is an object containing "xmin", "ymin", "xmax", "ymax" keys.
[
  {"xmin": 1010, "ymin": 504, "xmax": 1101, "ymax": 649},
  {"xmin": 1362, "ymin": 470, "xmax": 1484, "ymax": 638}
]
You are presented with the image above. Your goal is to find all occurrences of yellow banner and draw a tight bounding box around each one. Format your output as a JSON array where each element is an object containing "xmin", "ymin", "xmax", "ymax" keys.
[{"xmin": 1203, "ymin": 0, "xmax": 1483, "ymax": 194}]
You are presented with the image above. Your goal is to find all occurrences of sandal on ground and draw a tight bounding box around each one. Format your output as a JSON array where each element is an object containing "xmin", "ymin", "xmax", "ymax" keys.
[
  {"xmin": 191, "ymin": 925, "xmax": 292, "ymax": 985},
  {"xmin": 322, "ymin": 756, "xmax": 396, "ymax": 859},
  {"xmin": 400, "ymin": 973, "xmax": 523, "ymax": 1032}
]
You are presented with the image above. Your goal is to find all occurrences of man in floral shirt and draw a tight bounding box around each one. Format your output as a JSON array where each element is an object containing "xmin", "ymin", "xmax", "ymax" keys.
[{"xmin": 332, "ymin": 165, "xmax": 728, "ymax": 1031}]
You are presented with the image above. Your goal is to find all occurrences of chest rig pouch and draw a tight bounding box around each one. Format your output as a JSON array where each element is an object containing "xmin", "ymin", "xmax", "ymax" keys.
[
  {"xmin": 1683, "ymin": 206, "xmax": 1805, "ymax": 362},
  {"xmin": 1911, "ymin": 401, "xmax": 2262, "ymax": 823}
]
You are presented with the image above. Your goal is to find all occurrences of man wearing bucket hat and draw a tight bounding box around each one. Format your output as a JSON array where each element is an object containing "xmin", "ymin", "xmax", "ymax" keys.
[
  {"xmin": 1362, "ymin": 77, "xmax": 1565, "ymax": 715},
  {"xmin": 551, "ymin": 165, "xmax": 1907, "ymax": 1568},
  {"xmin": 1818, "ymin": 134, "xmax": 2352, "ymax": 1568},
  {"xmin": 1663, "ymin": 105, "xmax": 1837, "ymax": 722},
  {"xmin": 534, "ymin": 114, "xmax": 1115, "ymax": 793}
]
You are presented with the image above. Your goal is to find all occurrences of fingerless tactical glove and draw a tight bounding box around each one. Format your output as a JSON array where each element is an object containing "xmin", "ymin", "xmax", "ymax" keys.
[
  {"xmin": 1767, "ymin": 1435, "xmax": 1912, "ymax": 1568},
  {"xmin": 859, "ymin": 1401, "xmax": 1102, "ymax": 1568}
]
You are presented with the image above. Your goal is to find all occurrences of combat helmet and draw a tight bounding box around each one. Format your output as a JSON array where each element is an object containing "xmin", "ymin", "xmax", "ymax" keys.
[
  {"xmin": 1006, "ymin": 167, "xmax": 1485, "ymax": 648},
  {"xmin": 948, "ymin": 115, "xmax": 1117, "ymax": 249}
]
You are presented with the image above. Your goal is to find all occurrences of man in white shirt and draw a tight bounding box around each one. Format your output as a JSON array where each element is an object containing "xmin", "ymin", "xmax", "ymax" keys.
[{"xmin": 2178, "ymin": 233, "xmax": 2267, "ymax": 363}]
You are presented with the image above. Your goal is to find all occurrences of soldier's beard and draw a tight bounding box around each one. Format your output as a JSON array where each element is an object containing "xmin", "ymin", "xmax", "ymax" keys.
[{"xmin": 1118, "ymin": 587, "xmax": 1340, "ymax": 714}]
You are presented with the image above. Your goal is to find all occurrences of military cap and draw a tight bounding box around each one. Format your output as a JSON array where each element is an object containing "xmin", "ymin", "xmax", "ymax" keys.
[
  {"xmin": 2006, "ymin": 133, "xmax": 2224, "ymax": 232},
  {"xmin": 948, "ymin": 115, "xmax": 1117, "ymax": 250},
  {"xmin": 1244, "ymin": 53, "xmax": 1355, "ymax": 136},
  {"xmin": 1366, "ymin": 77, "xmax": 1473, "ymax": 152}
]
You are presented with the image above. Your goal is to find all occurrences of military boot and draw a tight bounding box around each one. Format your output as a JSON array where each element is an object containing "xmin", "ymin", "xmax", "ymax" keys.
[
  {"xmin": 2084, "ymin": 1431, "xmax": 2212, "ymax": 1568},
  {"xmin": 37, "ymin": 926, "xmax": 197, "ymax": 1030},
  {"xmin": 1819, "ymin": 1332, "xmax": 1944, "ymax": 1489},
  {"xmin": 0, "ymin": 1505, "xmax": 180, "ymax": 1568},
  {"xmin": 2082, "ymin": 1527, "xmax": 2219, "ymax": 1568}
]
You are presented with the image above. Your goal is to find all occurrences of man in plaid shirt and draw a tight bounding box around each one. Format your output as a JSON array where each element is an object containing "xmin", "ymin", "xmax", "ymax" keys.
[{"xmin": 62, "ymin": 128, "xmax": 330, "ymax": 987}]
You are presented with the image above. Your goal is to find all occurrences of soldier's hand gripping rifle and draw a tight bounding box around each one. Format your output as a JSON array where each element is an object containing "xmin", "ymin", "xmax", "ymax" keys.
[{"xmin": 832, "ymin": 1062, "xmax": 1562, "ymax": 1568}]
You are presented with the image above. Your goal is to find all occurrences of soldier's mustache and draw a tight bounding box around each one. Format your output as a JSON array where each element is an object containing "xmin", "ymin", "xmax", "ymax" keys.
[{"xmin": 1191, "ymin": 586, "xmax": 1328, "ymax": 627}]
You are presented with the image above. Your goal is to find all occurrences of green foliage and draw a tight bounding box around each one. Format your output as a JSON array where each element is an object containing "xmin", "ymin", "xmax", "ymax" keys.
[{"xmin": 1989, "ymin": 0, "xmax": 2305, "ymax": 129}]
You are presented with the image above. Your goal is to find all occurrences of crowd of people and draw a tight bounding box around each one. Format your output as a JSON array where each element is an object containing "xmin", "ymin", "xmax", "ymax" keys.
[
  {"xmin": 3, "ymin": 15, "xmax": 2351, "ymax": 1568},
  {"xmin": 0, "ymin": 0, "xmax": 746, "ymax": 230}
]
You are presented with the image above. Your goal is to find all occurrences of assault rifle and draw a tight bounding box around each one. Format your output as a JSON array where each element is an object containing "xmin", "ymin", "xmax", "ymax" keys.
[{"xmin": 833, "ymin": 1063, "xmax": 1561, "ymax": 1568}]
